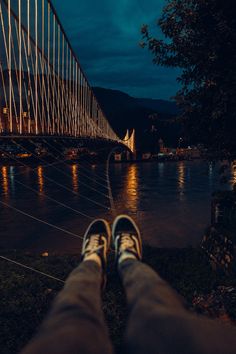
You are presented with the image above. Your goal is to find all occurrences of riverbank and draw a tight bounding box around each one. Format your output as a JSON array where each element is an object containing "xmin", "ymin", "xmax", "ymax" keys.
[{"xmin": 1, "ymin": 246, "xmax": 236, "ymax": 354}]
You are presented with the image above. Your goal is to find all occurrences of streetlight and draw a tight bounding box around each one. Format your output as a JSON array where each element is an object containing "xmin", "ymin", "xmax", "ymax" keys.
[{"xmin": 178, "ymin": 137, "xmax": 183, "ymax": 148}]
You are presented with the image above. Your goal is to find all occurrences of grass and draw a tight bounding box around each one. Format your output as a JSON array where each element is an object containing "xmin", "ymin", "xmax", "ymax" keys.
[{"xmin": 0, "ymin": 246, "xmax": 236, "ymax": 354}]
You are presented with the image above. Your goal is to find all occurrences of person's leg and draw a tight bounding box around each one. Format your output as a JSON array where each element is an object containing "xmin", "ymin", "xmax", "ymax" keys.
[
  {"xmin": 22, "ymin": 219, "xmax": 114, "ymax": 354},
  {"xmin": 113, "ymin": 215, "xmax": 236, "ymax": 354}
]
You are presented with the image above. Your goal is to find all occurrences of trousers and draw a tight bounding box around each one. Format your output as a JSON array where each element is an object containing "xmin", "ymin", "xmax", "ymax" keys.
[{"xmin": 22, "ymin": 259, "xmax": 236, "ymax": 354}]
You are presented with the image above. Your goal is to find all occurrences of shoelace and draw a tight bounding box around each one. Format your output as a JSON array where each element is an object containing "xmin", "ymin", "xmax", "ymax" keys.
[
  {"xmin": 85, "ymin": 235, "xmax": 104, "ymax": 256},
  {"xmin": 120, "ymin": 234, "xmax": 135, "ymax": 252}
]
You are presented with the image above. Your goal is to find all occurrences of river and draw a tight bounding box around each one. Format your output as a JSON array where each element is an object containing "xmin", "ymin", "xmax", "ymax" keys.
[{"xmin": 0, "ymin": 160, "xmax": 235, "ymax": 253}]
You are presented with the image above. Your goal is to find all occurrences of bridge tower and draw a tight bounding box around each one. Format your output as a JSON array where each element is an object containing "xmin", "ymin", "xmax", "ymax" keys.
[{"xmin": 123, "ymin": 129, "xmax": 136, "ymax": 160}]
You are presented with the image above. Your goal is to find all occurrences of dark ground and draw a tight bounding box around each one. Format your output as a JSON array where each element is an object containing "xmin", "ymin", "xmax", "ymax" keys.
[{"xmin": 1, "ymin": 246, "xmax": 236, "ymax": 354}]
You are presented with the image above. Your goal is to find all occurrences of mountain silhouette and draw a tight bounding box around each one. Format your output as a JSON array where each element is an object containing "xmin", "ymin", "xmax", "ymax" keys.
[{"xmin": 93, "ymin": 87, "xmax": 182, "ymax": 150}]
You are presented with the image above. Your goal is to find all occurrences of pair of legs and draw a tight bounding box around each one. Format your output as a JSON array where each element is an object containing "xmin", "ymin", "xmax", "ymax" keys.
[{"xmin": 22, "ymin": 215, "xmax": 236, "ymax": 354}]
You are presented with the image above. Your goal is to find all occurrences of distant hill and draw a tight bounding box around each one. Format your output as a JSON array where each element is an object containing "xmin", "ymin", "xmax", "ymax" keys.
[
  {"xmin": 136, "ymin": 97, "xmax": 179, "ymax": 116},
  {"xmin": 93, "ymin": 87, "xmax": 182, "ymax": 150}
]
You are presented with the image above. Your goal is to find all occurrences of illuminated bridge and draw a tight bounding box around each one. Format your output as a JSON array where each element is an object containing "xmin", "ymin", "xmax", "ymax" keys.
[{"xmin": 0, "ymin": 0, "xmax": 135, "ymax": 153}]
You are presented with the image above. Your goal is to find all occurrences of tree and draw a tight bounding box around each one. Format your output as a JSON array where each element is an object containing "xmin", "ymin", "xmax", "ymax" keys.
[{"xmin": 141, "ymin": 0, "xmax": 236, "ymax": 156}]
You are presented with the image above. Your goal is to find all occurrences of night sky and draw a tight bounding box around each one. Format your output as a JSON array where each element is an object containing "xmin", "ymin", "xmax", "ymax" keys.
[{"xmin": 53, "ymin": 0, "xmax": 180, "ymax": 100}]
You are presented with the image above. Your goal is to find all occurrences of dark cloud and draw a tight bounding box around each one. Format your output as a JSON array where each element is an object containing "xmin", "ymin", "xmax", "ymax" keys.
[{"xmin": 53, "ymin": 0, "xmax": 180, "ymax": 100}]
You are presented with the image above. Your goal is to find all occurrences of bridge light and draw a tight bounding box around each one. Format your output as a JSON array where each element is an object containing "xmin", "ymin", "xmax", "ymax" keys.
[{"xmin": 3, "ymin": 107, "xmax": 8, "ymax": 114}]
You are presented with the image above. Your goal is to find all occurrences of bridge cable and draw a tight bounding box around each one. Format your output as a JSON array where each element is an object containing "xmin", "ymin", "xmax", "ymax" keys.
[
  {"xmin": 0, "ymin": 256, "xmax": 65, "ymax": 284},
  {"xmin": 0, "ymin": 200, "xmax": 84, "ymax": 241},
  {"xmin": 12, "ymin": 159, "xmax": 73, "ymax": 178},
  {"xmin": 13, "ymin": 140, "xmax": 111, "ymax": 200},
  {"xmin": 1, "ymin": 149, "xmax": 101, "ymax": 216},
  {"xmin": 38, "ymin": 139, "xmax": 110, "ymax": 190},
  {"xmin": 47, "ymin": 138, "xmax": 110, "ymax": 182},
  {"xmin": 43, "ymin": 139, "xmax": 111, "ymax": 183},
  {"xmin": 10, "ymin": 140, "xmax": 112, "ymax": 210},
  {"xmin": 1, "ymin": 154, "xmax": 93, "ymax": 219}
]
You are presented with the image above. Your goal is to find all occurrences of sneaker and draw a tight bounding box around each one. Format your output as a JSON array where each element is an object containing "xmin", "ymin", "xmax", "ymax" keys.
[
  {"xmin": 81, "ymin": 219, "xmax": 111, "ymax": 269},
  {"xmin": 112, "ymin": 214, "xmax": 142, "ymax": 264}
]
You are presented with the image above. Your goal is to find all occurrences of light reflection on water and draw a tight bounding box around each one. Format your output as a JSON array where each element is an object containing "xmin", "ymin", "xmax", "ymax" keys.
[
  {"xmin": 37, "ymin": 166, "xmax": 44, "ymax": 194},
  {"xmin": 0, "ymin": 160, "xmax": 234, "ymax": 252},
  {"xmin": 1, "ymin": 166, "xmax": 9, "ymax": 196},
  {"xmin": 124, "ymin": 164, "xmax": 138, "ymax": 212},
  {"xmin": 178, "ymin": 161, "xmax": 185, "ymax": 200},
  {"xmin": 71, "ymin": 164, "xmax": 79, "ymax": 193}
]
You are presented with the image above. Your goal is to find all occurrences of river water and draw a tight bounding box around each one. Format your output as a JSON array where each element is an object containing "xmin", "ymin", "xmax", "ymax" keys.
[{"xmin": 0, "ymin": 160, "xmax": 235, "ymax": 253}]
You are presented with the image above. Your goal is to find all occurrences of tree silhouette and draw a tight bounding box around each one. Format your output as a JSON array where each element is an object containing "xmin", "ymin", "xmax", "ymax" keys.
[{"xmin": 141, "ymin": 0, "xmax": 236, "ymax": 156}]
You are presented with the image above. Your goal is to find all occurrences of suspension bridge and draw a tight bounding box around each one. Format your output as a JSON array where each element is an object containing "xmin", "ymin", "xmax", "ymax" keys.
[
  {"xmin": 0, "ymin": 0, "xmax": 139, "ymax": 288},
  {"xmin": 0, "ymin": 0, "xmax": 135, "ymax": 153}
]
